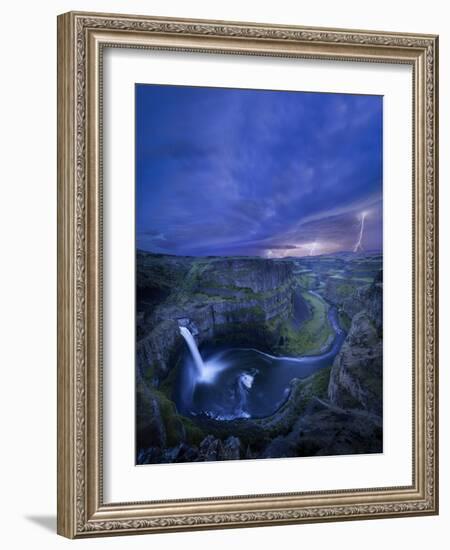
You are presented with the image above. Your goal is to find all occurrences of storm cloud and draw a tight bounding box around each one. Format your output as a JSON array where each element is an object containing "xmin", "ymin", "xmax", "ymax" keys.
[{"xmin": 136, "ymin": 84, "xmax": 382, "ymax": 257}]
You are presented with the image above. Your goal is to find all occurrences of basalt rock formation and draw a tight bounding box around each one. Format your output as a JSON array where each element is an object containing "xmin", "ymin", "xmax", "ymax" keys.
[
  {"xmin": 136, "ymin": 252, "xmax": 302, "ymax": 385},
  {"xmin": 136, "ymin": 251, "xmax": 383, "ymax": 463},
  {"xmin": 328, "ymin": 312, "xmax": 382, "ymax": 415}
]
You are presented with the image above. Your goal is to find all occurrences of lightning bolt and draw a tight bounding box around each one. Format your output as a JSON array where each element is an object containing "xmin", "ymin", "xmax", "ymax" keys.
[
  {"xmin": 309, "ymin": 240, "xmax": 317, "ymax": 256},
  {"xmin": 353, "ymin": 212, "xmax": 367, "ymax": 253}
]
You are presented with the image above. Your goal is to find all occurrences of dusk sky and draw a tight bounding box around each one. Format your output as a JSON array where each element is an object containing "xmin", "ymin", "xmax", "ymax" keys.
[{"xmin": 136, "ymin": 84, "xmax": 382, "ymax": 257}]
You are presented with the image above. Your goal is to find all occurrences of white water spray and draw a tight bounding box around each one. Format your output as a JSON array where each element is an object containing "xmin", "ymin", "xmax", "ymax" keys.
[
  {"xmin": 353, "ymin": 211, "xmax": 367, "ymax": 253},
  {"xmin": 234, "ymin": 372, "xmax": 255, "ymax": 418},
  {"xmin": 179, "ymin": 326, "xmax": 205, "ymax": 371},
  {"xmin": 179, "ymin": 326, "xmax": 224, "ymax": 384}
]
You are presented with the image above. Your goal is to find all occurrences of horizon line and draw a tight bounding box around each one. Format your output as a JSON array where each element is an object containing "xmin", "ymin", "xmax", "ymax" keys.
[{"xmin": 136, "ymin": 248, "xmax": 383, "ymax": 259}]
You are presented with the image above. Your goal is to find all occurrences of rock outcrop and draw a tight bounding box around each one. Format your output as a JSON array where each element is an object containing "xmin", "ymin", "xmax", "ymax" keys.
[
  {"xmin": 342, "ymin": 270, "xmax": 382, "ymax": 333},
  {"xmin": 261, "ymin": 397, "xmax": 382, "ymax": 458},
  {"xmin": 138, "ymin": 434, "xmax": 245, "ymax": 464},
  {"xmin": 322, "ymin": 269, "xmax": 383, "ymax": 333},
  {"xmin": 136, "ymin": 253, "xmax": 301, "ymax": 384},
  {"xmin": 136, "ymin": 251, "xmax": 384, "ymax": 463},
  {"xmin": 326, "ymin": 268, "xmax": 383, "ymax": 418},
  {"xmin": 328, "ymin": 312, "xmax": 382, "ymax": 415}
]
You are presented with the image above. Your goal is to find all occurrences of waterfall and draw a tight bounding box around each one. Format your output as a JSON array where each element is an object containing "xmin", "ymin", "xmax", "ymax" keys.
[
  {"xmin": 179, "ymin": 326, "xmax": 205, "ymax": 373},
  {"xmin": 179, "ymin": 325, "xmax": 226, "ymax": 386}
]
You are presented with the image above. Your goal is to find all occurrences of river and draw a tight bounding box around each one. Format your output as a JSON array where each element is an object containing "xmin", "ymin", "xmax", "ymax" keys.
[{"xmin": 173, "ymin": 292, "xmax": 346, "ymax": 420}]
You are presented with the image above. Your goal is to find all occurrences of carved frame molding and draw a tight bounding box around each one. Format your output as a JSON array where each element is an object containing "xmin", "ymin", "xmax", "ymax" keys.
[{"xmin": 57, "ymin": 11, "xmax": 438, "ymax": 538}]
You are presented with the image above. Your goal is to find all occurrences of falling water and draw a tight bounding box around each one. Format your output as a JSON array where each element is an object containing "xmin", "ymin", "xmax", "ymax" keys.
[
  {"xmin": 179, "ymin": 326, "xmax": 225, "ymax": 385},
  {"xmin": 175, "ymin": 298, "xmax": 347, "ymax": 419},
  {"xmin": 179, "ymin": 326, "xmax": 205, "ymax": 373}
]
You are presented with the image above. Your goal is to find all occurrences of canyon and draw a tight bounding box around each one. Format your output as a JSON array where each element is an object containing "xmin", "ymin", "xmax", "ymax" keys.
[{"xmin": 136, "ymin": 250, "xmax": 383, "ymax": 464}]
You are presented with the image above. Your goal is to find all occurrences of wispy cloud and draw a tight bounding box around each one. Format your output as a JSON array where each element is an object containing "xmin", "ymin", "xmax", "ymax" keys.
[{"xmin": 136, "ymin": 85, "xmax": 382, "ymax": 256}]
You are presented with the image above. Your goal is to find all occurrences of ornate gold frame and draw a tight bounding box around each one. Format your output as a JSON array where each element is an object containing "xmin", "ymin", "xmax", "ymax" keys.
[{"xmin": 57, "ymin": 11, "xmax": 439, "ymax": 538}]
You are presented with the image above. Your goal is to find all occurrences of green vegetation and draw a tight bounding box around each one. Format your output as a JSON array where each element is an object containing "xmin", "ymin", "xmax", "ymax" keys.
[
  {"xmin": 153, "ymin": 367, "xmax": 334, "ymax": 452},
  {"xmin": 136, "ymin": 252, "xmax": 191, "ymax": 300},
  {"xmin": 338, "ymin": 309, "xmax": 352, "ymax": 332},
  {"xmin": 350, "ymin": 276, "xmax": 375, "ymax": 283},
  {"xmin": 274, "ymin": 291, "xmax": 332, "ymax": 355},
  {"xmin": 172, "ymin": 260, "xmax": 293, "ymax": 310},
  {"xmin": 251, "ymin": 366, "xmax": 332, "ymax": 439},
  {"xmin": 142, "ymin": 362, "xmax": 155, "ymax": 387},
  {"xmin": 173, "ymin": 260, "xmax": 210, "ymax": 301},
  {"xmin": 326, "ymin": 277, "xmax": 355, "ymax": 300},
  {"xmin": 158, "ymin": 360, "xmax": 179, "ymax": 398},
  {"xmin": 152, "ymin": 389, "xmax": 183, "ymax": 446},
  {"xmin": 295, "ymin": 272, "xmax": 318, "ymax": 289},
  {"xmin": 308, "ymin": 365, "xmax": 332, "ymax": 398},
  {"xmin": 136, "ymin": 250, "xmax": 383, "ymax": 461},
  {"xmin": 152, "ymin": 389, "xmax": 207, "ymax": 446}
]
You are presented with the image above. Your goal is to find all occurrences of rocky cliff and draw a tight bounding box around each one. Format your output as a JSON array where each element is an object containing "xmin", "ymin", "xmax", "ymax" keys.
[
  {"xmin": 327, "ymin": 272, "xmax": 383, "ymax": 417},
  {"xmin": 342, "ymin": 270, "xmax": 382, "ymax": 333},
  {"xmin": 136, "ymin": 253, "xmax": 300, "ymax": 384},
  {"xmin": 136, "ymin": 252, "xmax": 309, "ymax": 453},
  {"xmin": 138, "ymin": 360, "xmax": 382, "ymax": 463},
  {"xmin": 321, "ymin": 267, "xmax": 382, "ymax": 329},
  {"xmin": 328, "ymin": 312, "xmax": 382, "ymax": 415},
  {"xmin": 136, "ymin": 251, "xmax": 384, "ymax": 463}
]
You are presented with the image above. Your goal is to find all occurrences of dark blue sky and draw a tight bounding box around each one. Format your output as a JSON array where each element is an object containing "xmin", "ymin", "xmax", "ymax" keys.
[{"xmin": 136, "ymin": 84, "xmax": 382, "ymax": 257}]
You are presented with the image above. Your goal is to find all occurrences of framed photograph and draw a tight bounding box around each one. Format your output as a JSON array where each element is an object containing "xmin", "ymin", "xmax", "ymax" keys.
[{"xmin": 57, "ymin": 11, "xmax": 439, "ymax": 538}]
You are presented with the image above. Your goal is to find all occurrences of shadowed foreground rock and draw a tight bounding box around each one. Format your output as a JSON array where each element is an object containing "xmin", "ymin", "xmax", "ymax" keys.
[
  {"xmin": 138, "ymin": 435, "xmax": 245, "ymax": 464},
  {"xmin": 136, "ymin": 251, "xmax": 383, "ymax": 464},
  {"xmin": 328, "ymin": 311, "xmax": 382, "ymax": 416},
  {"xmin": 262, "ymin": 398, "xmax": 381, "ymax": 458}
]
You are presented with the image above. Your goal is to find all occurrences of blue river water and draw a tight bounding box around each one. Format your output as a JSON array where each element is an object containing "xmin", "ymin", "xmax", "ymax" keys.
[{"xmin": 173, "ymin": 296, "xmax": 346, "ymax": 420}]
